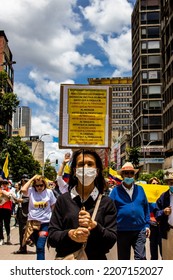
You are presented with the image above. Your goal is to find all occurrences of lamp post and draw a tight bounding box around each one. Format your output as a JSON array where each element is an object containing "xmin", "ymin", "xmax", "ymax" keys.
[
  {"xmin": 42, "ymin": 152, "xmax": 55, "ymax": 176},
  {"xmin": 143, "ymin": 140, "xmax": 155, "ymax": 172}
]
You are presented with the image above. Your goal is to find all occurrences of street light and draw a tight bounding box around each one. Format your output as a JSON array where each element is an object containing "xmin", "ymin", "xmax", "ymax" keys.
[
  {"xmin": 42, "ymin": 152, "xmax": 55, "ymax": 176},
  {"xmin": 143, "ymin": 140, "xmax": 156, "ymax": 172},
  {"xmin": 32, "ymin": 134, "xmax": 49, "ymax": 156}
]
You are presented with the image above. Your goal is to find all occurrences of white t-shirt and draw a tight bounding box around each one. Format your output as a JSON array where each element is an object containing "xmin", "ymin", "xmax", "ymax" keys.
[{"xmin": 28, "ymin": 187, "xmax": 56, "ymax": 223}]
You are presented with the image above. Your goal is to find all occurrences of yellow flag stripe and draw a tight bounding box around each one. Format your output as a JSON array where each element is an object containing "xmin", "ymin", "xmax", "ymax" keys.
[{"xmin": 3, "ymin": 154, "xmax": 9, "ymax": 178}]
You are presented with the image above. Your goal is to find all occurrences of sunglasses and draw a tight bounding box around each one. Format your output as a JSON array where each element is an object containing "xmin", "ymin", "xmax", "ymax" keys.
[
  {"xmin": 35, "ymin": 184, "xmax": 44, "ymax": 188},
  {"xmin": 123, "ymin": 171, "xmax": 135, "ymax": 175}
]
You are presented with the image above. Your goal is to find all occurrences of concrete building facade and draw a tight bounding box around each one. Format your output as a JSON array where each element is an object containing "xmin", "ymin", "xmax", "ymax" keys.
[
  {"xmin": 161, "ymin": 0, "xmax": 173, "ymax": 170},
  {"xmin": 131, "ymin": 0, "xmax": 164, "ymax": 172},
  {"xmin": 88, "ymin": 77, "xmax": 132, "ymax": 168},
  {"xmin": 12, "ymin": 106, "xmax": 31, "ymax": 137},
  {"xmin": 0, "ymin": 30, "xmax": 16, "ymax": 137}
]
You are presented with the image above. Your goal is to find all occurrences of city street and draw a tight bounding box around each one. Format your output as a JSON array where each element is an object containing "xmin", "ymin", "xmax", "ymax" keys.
[{"xmin": 0, "ymin": 217, "xmax": 160, "ymax": 260}]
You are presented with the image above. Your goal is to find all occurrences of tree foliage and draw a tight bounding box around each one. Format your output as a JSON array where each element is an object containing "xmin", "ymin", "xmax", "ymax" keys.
[
  {"xmin": 0, "ymin": 136, "xmax": 41, "ymax": 182},
  {"xmin": 138, "ymin": 169, "xmax": 165, "ymax": 184},
  {"xmin": 43, "ymin": 159, "xmax": 57, "ymax": 181},
  {"xmin": 126, "ymin": 147, "xmax": 141, "ymax": 168},
  {"xmin": 0, "ymin": 71, "xmax": 20, "ymax": 150}
]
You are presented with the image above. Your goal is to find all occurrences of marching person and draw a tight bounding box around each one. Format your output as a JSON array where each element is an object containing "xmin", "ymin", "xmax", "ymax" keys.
[
  {"xmin": 48, "ymin": 149, "xmax": 117, "ymax": 260},
  {"xmin": 154, "ymin": 172, "xmax": 173, "ymax": 259},
  {"xmin": 14, "ymin": 174, "xmax": 30, "ymax": 254},
  {"xmin": 21, "ymin": 175, "xmax": 56, "ymax": 260},
  {"xmin": 109, "ymin": 162, "xmax": 150, "ymax": 260},
  {"xmin": 0, "ymin": 179, "xmax": 13, "ymax": 245},
  {"xmin": 148, "ymin": 177, "xmax": 162, "ymax": 260}
]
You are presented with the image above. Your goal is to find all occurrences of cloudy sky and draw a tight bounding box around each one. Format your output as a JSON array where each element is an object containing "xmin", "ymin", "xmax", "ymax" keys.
[{"xmin": 0, "ymin": 0, "xmax": 135, "ymax": 164}]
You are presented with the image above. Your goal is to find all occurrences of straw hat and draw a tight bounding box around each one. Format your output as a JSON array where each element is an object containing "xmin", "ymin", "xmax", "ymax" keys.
[
  {"xmin": 118, "ymin": 162, "xmax": 139, "ymax": 175},
  {"xmin": 164, "ymin": 173, "xmax": 173, "ymax": 181}
]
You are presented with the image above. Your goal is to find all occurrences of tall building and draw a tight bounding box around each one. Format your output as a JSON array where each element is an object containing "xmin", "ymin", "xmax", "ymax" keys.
[
  {"xmin": 0, "ymin": 30, "xmax": 16, "ymax": 136},
  {"xmin": 131, "ymin": 0, "xmax": 164, "ymax": 172},
  {"xmin": 161, "ymin": 0, "xmax": 173, "ymax": 170},
  {"xmin": 12, "ymin": 106, "xmax": 31, "ymax": 136},
  {"xmin": 88, "ymin": 77, "xmax": 132, "ymax": 168}
]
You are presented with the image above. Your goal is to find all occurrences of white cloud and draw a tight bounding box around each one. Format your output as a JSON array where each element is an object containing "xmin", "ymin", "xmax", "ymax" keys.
[
  {"xmin": 14, "ymin": 82, "xmax": 46, "ymax": 106},
  {"xmin": 91, "ymin": 29, "xmax": 132, "ymax": 75},
  {"xmin": 0, "ymin": 0, "xmax": 135, "ymax": 162},
  {"xmin": 80, "ymin": 0, "xmax": 133, "ymax": 34}
]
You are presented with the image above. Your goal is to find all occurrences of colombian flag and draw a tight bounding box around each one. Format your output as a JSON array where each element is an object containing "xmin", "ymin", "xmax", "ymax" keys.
[
  {"xmin": 63, "ymin": 163, "xmax": 71, "ymax": 183},
  {"xmin": 3, "ymin": 154, "xmax": 9, "ymax": 179},
  {"xmin": 138, "ymin": 183, "xmax": 169, "ymax": 203},
  {"xmin": 108, "ymin": 168, "xmax": 122, "ymax": 185}
]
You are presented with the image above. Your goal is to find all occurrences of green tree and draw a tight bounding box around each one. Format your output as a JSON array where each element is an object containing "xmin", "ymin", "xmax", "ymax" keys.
[
  {"xmin": 126, "ymin": 147, "xmax": 141, "ymax": 168},
  {"xmin": 43, "ymin": 159, "xmax": 57, "ymax": 181},
  {"xmin": 138, "ymin": 169, "xmax": 165, "ymax": 184},
  {"xmin": 0, "ymin": 71, "xmax": 19, "ymax": 126},
  {"xmin": 0, "ymin": 136, "xmax": 41, "ymax": 182},
  {"xmin": 0, "ymin": 71, "xmax": 19, "ymax": 149}
]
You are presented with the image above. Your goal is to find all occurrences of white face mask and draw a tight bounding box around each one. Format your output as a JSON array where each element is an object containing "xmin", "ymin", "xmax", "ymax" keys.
[{"xmin": 75, "ymin": 167, "xmax": 97, "ymax": 186}]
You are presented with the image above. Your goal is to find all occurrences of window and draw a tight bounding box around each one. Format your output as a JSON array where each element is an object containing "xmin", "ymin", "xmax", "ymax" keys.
[
  {"xmin": 149, "ymin": 101, "xmax": 162, "ymax": 108},
  {"xmin": 147, "ymin": 12, "xmax": 159, "ymax": 23},
  {"xmin": 142, "ymin": 72, "xmax": 147, "ymax": 79},
  {"xmin": 141, "ymin": 28, "xmax": 146, "ymax": 36},
  {"xmin": 142, "ymin": 86, "xmax": 148, "ymax": 94},
  {"xmin": 148, "ymin": 27, "xmax": 160, "ymax": 38},
  {"xmin": 143, "ymin": 117, "xmax": 148, "ymax": 125},
  {"xmin": 150, "ymin": 132, "xmax": 158, "ymax": 141},
  {"xmin": 148, "ymin": 55, "xmax": 161, "ymax": 67},
  {"xmin": 148, "ymin": 41, "xmax": 160, "ymax": 50},
  {"xmin": 148, "ymin": 71, "xmax": 159, "ymax": 79},
  {"xmin": 142, "ymin": 42, "xmax": 147, "ymax": 50},
  {"xmin": 148, "ymin": 85, "xmax": 161, "ymax": 94}
]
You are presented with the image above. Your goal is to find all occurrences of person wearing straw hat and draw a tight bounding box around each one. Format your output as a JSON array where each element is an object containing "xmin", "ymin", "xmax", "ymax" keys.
[
  {"xmin": 109, "ymin": 162, "xmax": 150, "ymax": 260},
  {"xmin": 154, "ymin": 172, "xmax": 173, "ymax": 259},
  {"xmin": 48, "ymin": 149, "xmax": 117, "ymax": 260}
]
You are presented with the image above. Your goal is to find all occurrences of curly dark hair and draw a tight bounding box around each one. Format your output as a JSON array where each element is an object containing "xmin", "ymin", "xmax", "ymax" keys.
[{"xmin": 68, "ymin": 149, "xmax": 106, "ymax": 194}]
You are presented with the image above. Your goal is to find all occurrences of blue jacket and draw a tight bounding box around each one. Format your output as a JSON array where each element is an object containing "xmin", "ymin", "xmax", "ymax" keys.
[{"xmin": 109, "ymin": 184, "xmax": 150, "ymax": 231}]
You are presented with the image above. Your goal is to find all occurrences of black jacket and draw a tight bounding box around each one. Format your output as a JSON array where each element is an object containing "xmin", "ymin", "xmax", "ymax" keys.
[
  {"xmin": 48, "ymin": 192, "xmax": 117, "ymax": 260},
  {"xmin": 154, "ymin": 190, "xmax": 170, "ymax": 239}
]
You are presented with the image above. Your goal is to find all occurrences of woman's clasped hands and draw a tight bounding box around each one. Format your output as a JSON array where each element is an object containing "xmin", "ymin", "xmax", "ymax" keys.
[{"xmin": 69, "ymin": 209, "xmax": 97, "ymax": 243}]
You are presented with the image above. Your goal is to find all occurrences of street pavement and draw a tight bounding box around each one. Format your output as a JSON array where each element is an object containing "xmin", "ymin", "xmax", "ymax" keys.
[
  {"xmin": 0, "ymin": 218, "xmax": 160, "ymax": 260},
  {"xmin": 0, "ymin": 218, "xmax": 56, "ymax": 260}
]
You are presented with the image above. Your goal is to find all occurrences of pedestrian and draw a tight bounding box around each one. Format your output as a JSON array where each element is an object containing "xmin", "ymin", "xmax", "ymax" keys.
[
  {"xmin": 11, "ymin": 182, "xmax": 22, "ymax": 226},
  {"xmin": 148, "ymin": 177, "xmax": 162, "ymax": 260},
  {"xmin": 21, "ymin": 174, "xmax": 56, "ymax": 260},
  {"xmin": 154, "ymin": 172, "xmax": 173, "ymax": 259},
  {"xmin": 109, "ymin": 162, "xmax": 150, "ymax": 260},
  {"xmin": 13, "ymin": 174, "xmax": 30, "ymax": 254},
  {"xmin": 56, "ymin": 152, "xmax": 71, "ymax": 194},
  {"xmin": 0, "ymin": 179, "xmax": 13, "ymax": 245},
  {"xmin": 48, "ymin": 149, "xmax": 117, "ymax": 260}
]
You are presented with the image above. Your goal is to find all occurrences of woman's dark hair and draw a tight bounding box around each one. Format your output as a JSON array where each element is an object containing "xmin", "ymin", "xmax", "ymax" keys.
[{"xmin": 68, "ymin": 149, "xmax": 106, "ymax": 194}]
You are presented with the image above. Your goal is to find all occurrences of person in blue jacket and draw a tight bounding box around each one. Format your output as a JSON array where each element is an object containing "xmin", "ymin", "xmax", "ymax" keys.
[{"xmin": 109, "ymin": 162, "xmax": 150, "ymax": 260}]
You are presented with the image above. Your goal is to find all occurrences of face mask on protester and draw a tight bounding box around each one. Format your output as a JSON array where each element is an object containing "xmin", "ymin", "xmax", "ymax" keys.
[
  {"xmin": 75, "ymin": 167, "xmax": 97, "ymax": 186},
  {"xmin": 169, "ymin": 186, "xmax": 173, "ymax": 193},
  {"xmin": 123, "ymin": 177, "xmax": 134, "ymax": 185}
]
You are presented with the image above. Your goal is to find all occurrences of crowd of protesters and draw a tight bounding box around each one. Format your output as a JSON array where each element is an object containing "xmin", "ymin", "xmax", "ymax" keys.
[{"xmin": 0, "ymin": 149, "xmax": 173, "ymax": 260}]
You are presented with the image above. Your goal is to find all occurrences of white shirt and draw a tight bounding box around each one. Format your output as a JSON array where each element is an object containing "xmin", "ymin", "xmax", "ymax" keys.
[
  {"xmin": 28, "ymin": 187, "xmax": 56, "ymax": 223},
  {"xmin": 122, "ymin": 183, "xmax": 134, "ymax": 199}
]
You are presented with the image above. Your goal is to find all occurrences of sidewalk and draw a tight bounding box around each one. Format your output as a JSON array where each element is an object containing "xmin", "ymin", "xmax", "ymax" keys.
[{"xmin": 0, "ymin": 225, "xmax": 56, "ymax": 260}]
